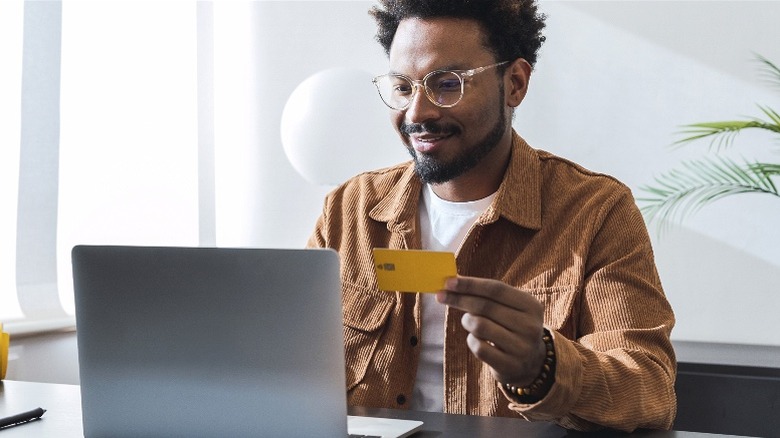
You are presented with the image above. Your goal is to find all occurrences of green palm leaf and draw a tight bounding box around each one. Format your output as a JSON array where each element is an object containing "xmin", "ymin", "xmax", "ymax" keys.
[
  {"xmin": 639, "ymin": 157, "xmax": 780, "ymax": 226},
  {"xmin": 751, "ymin": 163, "xmax": 780, "ymax": 176},
  {"xmin": 672, "ymin": 54, "xmax": 780, "ymax": 150},
  {"xmin": 756, "ymin": 53, "xmax": 780, "ymax": 91},
  {"xmin": 640, "ymin": 54, "xmax": 780, "ymax": 229},
  {"xmin": 674, "ymin": 106, "xmax": 780, "ymax": 151}
]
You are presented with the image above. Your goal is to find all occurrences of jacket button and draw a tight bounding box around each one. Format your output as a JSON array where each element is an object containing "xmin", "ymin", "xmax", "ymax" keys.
[
  {"xmin": 396, "ymin": 394, "xmax": 406, "ymax": 405},
  {"xmin": 410, "ymin": 336, "xmax": 418, "ymax": 346}
]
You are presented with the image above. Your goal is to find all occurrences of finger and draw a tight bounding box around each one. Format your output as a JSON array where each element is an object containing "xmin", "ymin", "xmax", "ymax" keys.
[
  {"xmin": 441, "ymin": 276, "xmax": 542, "ymax": 314},
  {"xmin": 439, "ymin": 291, "xmax": 542, "ymax": 333},
  {"xmin": 461, "ymin": 301, "xmax": 539, "ymax": 339},
  {"xmin": 464, "ymin": 333, "xmax": 525, "ymax": 383},
  {"xmin": 461, "ymin": 312, "xmax": 538, "ymax": 356},
  {"xmin": 464, "ymin": 327, "xmax": 548, "ymax": 385}
]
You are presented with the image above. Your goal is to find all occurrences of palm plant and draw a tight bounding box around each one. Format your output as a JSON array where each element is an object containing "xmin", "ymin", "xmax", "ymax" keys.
[{"xmin": 639, "ymin": 54, "xmax": 780, "ymax": 228}]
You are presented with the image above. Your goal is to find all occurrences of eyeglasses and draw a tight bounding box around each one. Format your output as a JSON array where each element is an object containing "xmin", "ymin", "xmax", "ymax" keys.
[{"xmin": 372, "ymin": 61, "xmax": 509, "ymax": 111}]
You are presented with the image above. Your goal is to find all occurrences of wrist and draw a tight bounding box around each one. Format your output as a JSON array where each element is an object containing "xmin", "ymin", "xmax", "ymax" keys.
[{"xmin": 503, "ymin": 328, "xmax": 556, "ymax": 404}]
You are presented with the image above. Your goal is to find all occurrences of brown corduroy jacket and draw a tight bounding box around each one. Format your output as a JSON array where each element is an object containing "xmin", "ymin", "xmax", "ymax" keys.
[{"xmin": 308, "ymin": 132, "xmax": 677, "ymax": 432}]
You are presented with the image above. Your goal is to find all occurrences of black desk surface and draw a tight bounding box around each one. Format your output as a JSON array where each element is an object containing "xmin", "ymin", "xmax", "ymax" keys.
[
  {"xmin": 348, "ymin": 406, "xmax": 736, "ymax": 437},
  {"xmin": 0, "ymin": 380, "xmax": 743, "ymax": 437}
]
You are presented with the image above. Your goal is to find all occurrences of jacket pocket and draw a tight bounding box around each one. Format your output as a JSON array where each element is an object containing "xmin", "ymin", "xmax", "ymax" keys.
[
  {"xmin": 522, "ymin": 285, "xmax": 578, "ymax": 333},
  {"xmin": 342, "ymin": 280, "xmax": 394, "ymax": 390}
]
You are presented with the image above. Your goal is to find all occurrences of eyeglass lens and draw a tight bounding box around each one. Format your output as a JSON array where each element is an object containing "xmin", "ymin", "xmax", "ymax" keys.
[{"xmin": 376, "ymin": 71, "xmax": 463, "ymax": 109}]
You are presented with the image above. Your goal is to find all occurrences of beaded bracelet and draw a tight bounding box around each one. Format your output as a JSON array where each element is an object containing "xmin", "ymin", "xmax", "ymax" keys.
[{"xmin": 503, "ymin": 328, "xmax": 556, "ymax": 404}]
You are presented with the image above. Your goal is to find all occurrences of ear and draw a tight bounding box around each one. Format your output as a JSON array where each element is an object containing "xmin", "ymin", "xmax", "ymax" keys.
[{"xmin": 505, "ymin": 58, "xmax": 532, "ymax": 108}]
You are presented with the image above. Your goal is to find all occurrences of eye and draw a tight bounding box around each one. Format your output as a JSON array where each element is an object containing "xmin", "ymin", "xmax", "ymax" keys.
[
  {"xmin": 393, "ymin": 84, "xmax": 413, "ymax": 95},
  {"xmin": 388, "ymin": 76, "xmax": 413, "ymax": 96},
  {"xmin": 429, "ymin": 72, "xmax": 461, "ymax": 93},
  {"xmin": 439, "ymin": 79, "xmax": 460, "ymax": 91}
]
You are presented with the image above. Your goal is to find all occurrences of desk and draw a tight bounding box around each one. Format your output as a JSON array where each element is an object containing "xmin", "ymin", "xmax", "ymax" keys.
[
  {"xmin": 0, "ymin": 380, "xmax": 741, "ymax": 437},
  {"xmin": 0, "ymin": 380, "xmax": 82, "ymax": 437},
  {"xmin": 348, "ymin": 406, "xmax": 738, "ymax": 438}
]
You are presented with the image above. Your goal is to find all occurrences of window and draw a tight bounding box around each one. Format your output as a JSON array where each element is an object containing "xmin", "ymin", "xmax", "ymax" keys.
[
  {"xmin": 0, "ymin": 0, "xmax": 24, "ymax": 321},
  {"xmin": 2, "ymin": 0, "xmax": 202, "ymax": 332},
  {"xmin": 58, "ymin": 0, "xmax": 200, "ymax": 314}
]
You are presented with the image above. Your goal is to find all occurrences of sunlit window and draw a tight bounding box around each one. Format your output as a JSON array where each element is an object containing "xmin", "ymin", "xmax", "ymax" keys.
[
  {"xmin": 1, "ymin": 0, "xmax": 199, "ymax": 327},
  {"xmin": 0, "ymin": 0, "xmax": 25, "ymax": 321},
  {"xmin": 58, "ymin": 1, "xmax": 200, "ymax": 314}
]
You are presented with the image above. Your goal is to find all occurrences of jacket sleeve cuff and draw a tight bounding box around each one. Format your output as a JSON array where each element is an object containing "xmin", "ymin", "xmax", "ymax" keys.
[{"xmin": 505, "ymin": 329, "xmax": 583, "ymax": 422}]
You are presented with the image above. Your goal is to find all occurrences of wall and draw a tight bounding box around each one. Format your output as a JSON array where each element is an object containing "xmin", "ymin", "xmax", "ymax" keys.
[
  {"xmin": 236, "ymin": 1, "xmax": 780, "ymax": 348},
  {"xmin": 7, "ymin": 0, "xmax": 780, "ymax": 386},
  {"xmin": 234, "ymin": 7, "xmax": 780, "ymax": 432},
  {"xmin": 523, "ymin": 1, "xmax": 780, "ymax": 348}
]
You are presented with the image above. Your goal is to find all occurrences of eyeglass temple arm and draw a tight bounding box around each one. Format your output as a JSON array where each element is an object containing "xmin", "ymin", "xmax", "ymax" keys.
[{"xmin": 461, "ymin": 60, "xmax": 510, "ymax": 78}]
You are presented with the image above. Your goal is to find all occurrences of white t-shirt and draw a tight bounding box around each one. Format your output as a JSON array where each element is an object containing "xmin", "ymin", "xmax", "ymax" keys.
[{"xmin": 410, "ymin": 184, "xmax": 496, "ymax": 412}]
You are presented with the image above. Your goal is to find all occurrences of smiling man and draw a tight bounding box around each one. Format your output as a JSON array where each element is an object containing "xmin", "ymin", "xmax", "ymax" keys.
[{"xmin": 308, "ymin": 0, "xmax": 676, "ymax": 432}]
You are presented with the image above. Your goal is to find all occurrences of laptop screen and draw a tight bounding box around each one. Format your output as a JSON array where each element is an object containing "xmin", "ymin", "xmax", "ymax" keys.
[{"xmin": 73, "ymin": 245, "xmax": 348, "ymax": 437}]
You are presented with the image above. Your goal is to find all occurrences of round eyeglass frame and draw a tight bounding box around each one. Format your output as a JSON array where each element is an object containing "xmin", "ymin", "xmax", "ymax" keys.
[{"xmin": 372, "ymin": 60, "xmax": 510, "ymax": 110}]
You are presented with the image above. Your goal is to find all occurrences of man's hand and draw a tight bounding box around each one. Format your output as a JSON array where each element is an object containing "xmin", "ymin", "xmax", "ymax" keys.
[{"xmin": 436, "ymin": 276, "xmax": 547, "ymax": 387}]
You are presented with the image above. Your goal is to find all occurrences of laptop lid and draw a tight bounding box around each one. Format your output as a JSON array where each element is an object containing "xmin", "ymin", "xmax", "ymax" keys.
[{"xmin": 72, "ymin": 245, "xmax": 348, "ymax": 438}]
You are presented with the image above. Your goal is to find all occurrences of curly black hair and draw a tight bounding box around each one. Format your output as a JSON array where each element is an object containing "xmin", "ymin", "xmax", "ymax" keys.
[{"xmin": 369, "ymin": 0, "xmax": 546, "ymax": 68}]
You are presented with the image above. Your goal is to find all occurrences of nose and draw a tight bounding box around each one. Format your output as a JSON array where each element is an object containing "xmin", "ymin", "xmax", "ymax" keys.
[{"xmin": 404, "ymin": 83, "xmax": 441, "ymax": 124}]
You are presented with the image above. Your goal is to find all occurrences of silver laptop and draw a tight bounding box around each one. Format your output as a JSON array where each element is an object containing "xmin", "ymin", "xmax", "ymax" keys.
[{"xmin": 72, "ymin": 245, "xmax": 422, "ymax": 438}]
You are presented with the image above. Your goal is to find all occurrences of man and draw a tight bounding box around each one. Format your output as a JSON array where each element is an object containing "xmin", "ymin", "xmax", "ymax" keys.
[{"xmin": 308, "ymin": 0, "xmax": 676, "ymax": 432}]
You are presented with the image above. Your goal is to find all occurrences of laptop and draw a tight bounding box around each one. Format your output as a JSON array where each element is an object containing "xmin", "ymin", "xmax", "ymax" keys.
[{"xmin": 72, "ymin": 245, "xmax": 422, "ymax": 438}]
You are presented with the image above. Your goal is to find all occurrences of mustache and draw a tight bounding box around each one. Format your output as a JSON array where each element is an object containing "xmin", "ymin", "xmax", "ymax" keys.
[{"xmin": 400, "ymin": 122, "xmax": 461, "ymax": 136}]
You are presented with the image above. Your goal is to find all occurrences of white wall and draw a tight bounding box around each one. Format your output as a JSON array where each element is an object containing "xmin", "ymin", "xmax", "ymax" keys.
[
  {"xmin": 6, "ymin": 0, "xmax": 780, "ymax": 386},
  {"xmin": 242, "ymin": 1, "xmax": 780, "ymax": 347},
  {"xmin": 211, "ymin": 1, "xmax": 405, "ymax": 249},
  {"xmin": 520, "ymin": 1, "xmax": 780, "ymax": 347},
  {"xmin": 6, "ymin": 1, "xmax": 780, "ymax": 346}
]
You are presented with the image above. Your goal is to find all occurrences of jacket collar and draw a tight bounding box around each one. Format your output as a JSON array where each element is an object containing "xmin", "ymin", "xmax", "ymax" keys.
[
  {"xmin": 483, "ymin": 131, "xmax": 542, "ymax": 230},
  {"xmin": 369, "ymin": 130, "xmax": 542, "ymax": 231},
  {"xmin": 369, "ymin": 163, "xmax": 422, "ymax": 233}
]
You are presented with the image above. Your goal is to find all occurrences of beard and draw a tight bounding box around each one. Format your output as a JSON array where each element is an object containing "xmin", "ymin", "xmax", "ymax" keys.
[{"xmin": 400, "ymin": 93, "xmax": 507, "ymax": 185}]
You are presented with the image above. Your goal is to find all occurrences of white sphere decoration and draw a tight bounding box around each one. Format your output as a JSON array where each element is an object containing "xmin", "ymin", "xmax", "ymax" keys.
[{"xmin": 281, "ymin": 67, "xmax": 407, "ymax": 186}]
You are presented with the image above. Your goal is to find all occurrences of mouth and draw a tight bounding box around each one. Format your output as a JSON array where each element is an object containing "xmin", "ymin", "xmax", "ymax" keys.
[{"xmin": 409, "ymin": 132, "xmax": 455, "ymax": 153}]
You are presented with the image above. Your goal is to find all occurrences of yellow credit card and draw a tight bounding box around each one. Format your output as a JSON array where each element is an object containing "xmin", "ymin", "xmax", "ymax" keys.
[{"xmin": 373, "ymin": 248, "xmax": 456, "ymax": 293}]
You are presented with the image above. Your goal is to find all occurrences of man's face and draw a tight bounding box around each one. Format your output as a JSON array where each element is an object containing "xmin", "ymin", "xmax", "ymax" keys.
[{"xmin": 388, "ymin": 17, "xmax": 509, "ymax": 184}]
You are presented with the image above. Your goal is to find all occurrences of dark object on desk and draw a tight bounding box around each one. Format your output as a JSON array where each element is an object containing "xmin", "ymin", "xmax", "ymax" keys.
[
  {"xmin": 675, "ymin": 362, "xmax": 780, "ymax": 437},
  {"xmin": 0, "ymin": 407, "xmax": 46, "ymax": 429}
]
